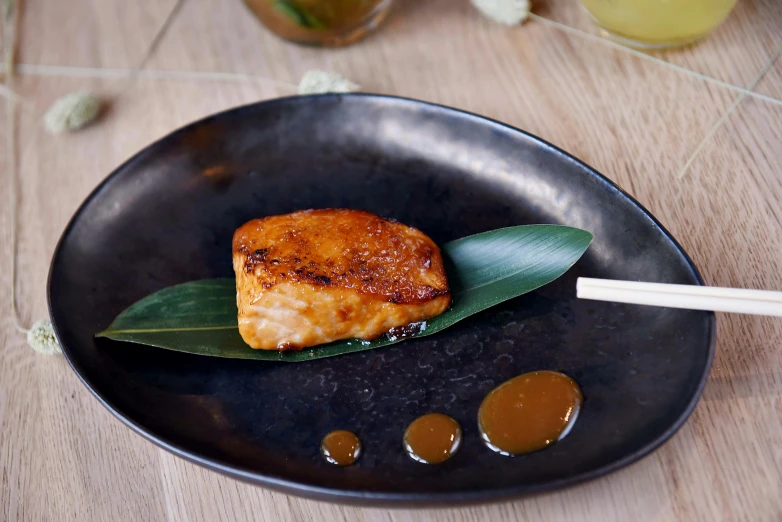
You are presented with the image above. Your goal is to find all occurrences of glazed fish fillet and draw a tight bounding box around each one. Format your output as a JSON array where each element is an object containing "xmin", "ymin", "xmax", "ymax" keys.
[{"xmin": 232, "ymin": 209, "xmax": 451, "ymax": 350}]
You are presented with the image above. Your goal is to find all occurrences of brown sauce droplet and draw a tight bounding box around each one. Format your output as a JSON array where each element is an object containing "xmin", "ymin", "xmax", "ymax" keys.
[
  {"xmin": 478, "ymin": 371, "xmax": 582, "ymax": 456},
  {"xmin": 403, "ymin": 413, "xmax": 462, "ymax": 464},
  {"xmin": 321, "ymin": 430, "xmax": 362, "ymax": 466}
]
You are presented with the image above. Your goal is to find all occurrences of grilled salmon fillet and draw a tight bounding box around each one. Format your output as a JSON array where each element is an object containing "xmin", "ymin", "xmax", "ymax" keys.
[{"xmin": 232, "ymin": 209, "xmax": 451, "ymax": 350}]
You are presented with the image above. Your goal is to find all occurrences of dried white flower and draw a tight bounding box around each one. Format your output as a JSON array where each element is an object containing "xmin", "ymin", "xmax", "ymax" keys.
[
  {"xmin": 27, "ymin": 319, "xmax": 62, "ymax": 355},
  {"xmin": 471, "ymin": 0, "xmax": 531, "ymax": 26},
  {"xmin": 298, "ymin": 70, "xmax": 360, "ymax": 95},
  {"xmin": 43, "ymin": 91, "xmax": 101, "ymax": 134}
]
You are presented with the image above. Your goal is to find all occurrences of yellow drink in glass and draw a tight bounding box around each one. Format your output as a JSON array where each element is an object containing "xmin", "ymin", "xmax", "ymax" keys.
[{"xmin": 579, "ymin": 0, "xmax": 737, "ymax": 48}]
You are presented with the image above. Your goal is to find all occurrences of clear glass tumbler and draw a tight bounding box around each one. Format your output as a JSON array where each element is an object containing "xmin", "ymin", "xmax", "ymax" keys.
[
  {"xmin": 244, "ymin": 0, "xmax": 393, "ymax": 47},
  {"xmin": 579, "ymin": 0, "xmax": 737, "ymax": 49}
]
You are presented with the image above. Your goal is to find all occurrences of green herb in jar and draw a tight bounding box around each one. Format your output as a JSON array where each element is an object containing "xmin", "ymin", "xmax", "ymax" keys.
[{"xmin": 272, "ymin": 0, "xmax": 326, "ymax": 29}]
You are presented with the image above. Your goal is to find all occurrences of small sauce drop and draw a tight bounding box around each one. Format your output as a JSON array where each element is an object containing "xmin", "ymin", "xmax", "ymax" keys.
[
  {"xmin": 403, "ymin": 413, "xmax": 462, "ymax": 464},
  {"xmin": 321, "ymin": 430, "xmax": 362, "ymax": 466},
  {"xmin": 478, "ymin": 370, "xmax": 583, "ymax": 456}
]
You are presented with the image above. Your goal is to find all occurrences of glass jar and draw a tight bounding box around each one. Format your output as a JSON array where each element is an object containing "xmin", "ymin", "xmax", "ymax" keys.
[
  {"xmin": 579, "ymin": 0, "xmax": 737, "ymax": 49},
  {"xmin": 244, "ymin": 0, "xmax": 393, "ymax": 47}
]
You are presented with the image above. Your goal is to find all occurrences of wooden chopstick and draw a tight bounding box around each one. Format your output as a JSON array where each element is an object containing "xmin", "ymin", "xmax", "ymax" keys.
[{"xmin": 576, "ymin": 278, "xmax": 782, "ymax": 317}]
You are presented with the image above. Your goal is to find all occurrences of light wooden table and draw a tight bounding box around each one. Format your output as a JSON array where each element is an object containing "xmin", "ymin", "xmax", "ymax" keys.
[{"xmin": 2, "ymin": 0, "xmax": 781, "ymax": 520}]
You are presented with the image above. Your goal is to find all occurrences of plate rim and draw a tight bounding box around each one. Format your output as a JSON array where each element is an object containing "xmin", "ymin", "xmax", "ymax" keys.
[{"xmin": 47, "ymin": 93, "xmax": 716, "ymax": 506}]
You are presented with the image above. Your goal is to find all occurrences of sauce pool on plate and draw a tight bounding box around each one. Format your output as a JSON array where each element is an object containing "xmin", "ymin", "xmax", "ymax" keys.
[
  {"xmin": 321, "ymin": 430, "xmax": 362, "ymax": 466},
  {"xmin": 478, "ymin": 370, "xmax": 583, "ymax": 456},
  {"xmin": 403, "ymin": 413, "xmax": 462, "ymax": 464}
]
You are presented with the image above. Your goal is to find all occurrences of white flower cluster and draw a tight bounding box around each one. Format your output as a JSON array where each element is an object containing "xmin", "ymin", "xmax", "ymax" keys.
[
  {"xmin": 26, "ymin": 320, "xmax": 62, "ymax": 355},
  {"xmin": 298, "ymin": 70, "xmax": 360, "ymax": 95},
  {"xmin": 43, "ymin": 91, "xmax": 101, "ymax": 134},
  {"xmin": 471, "ymin": 0, "xmax": 531, "ymax": 26}
]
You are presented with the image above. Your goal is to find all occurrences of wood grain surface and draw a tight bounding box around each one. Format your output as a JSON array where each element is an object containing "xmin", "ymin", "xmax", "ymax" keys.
[{"xmin": 2, "ymin": 0, "xmax": 781, "ymax": 520}]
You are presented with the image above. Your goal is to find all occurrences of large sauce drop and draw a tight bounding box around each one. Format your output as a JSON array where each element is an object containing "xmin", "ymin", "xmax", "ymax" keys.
[
  {"xmin": 478, "ymin": 371, "xmax": 582, "ymax": 456},
  {"xmin": 403, "ymin": 413, "xmax": 462, "ymax": 464},
  {"xmin": 321, "ymin": 430, "xmax": 362, "ymax": 466}
]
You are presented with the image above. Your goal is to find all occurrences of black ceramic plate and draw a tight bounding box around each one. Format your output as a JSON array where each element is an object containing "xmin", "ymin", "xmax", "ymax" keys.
[{"xmin": 49, "ymin": 95, "xmax": 714, "ymax": 505}]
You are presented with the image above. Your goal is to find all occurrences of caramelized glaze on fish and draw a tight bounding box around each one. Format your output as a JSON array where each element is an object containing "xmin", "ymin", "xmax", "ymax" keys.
[{"xmin": 232, "ymin": 209, "xmax": 451, "ymax": 350}]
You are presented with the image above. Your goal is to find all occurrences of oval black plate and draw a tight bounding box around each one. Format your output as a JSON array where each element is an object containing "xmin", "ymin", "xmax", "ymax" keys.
[{"xmin": 48, "ymin": 94, "xmax": 715, "ymax": 505}]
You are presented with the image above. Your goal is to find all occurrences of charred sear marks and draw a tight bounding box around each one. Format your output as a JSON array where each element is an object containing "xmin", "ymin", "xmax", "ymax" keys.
[
  {"xmin": 241, "ymin": 247, "xmax": 269, "ymax": 273},
  {"xmin": 232, "ymin": 209, "xmax": 451, "ymax": 304}
]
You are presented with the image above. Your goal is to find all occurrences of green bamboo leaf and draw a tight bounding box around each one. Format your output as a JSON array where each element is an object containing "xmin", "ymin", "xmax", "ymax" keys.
[{"xmin": 97, "ymin": 225, "xmax": 592, "ymax": 362}]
